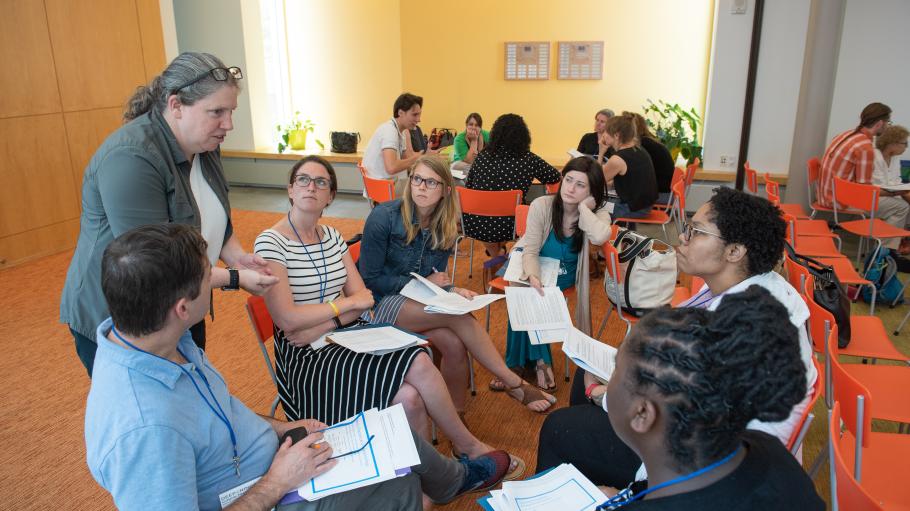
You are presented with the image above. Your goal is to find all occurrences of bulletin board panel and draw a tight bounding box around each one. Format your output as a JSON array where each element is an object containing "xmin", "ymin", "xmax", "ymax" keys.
[
  {"xmin": 504, "ymin": 41, "xmax": 550, "ymax": 80},
  {"xmin": 557, "ymin": 41, "xmax": 604, "ymax": 80}
]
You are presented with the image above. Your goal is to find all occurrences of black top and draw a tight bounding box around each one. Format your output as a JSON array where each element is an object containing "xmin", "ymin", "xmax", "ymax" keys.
[
  {"xmin": 626, "ymin": 431, "xmax": 824, "ymax": 510},
  {"xmin": 576, "ymin": 132, "xmax": 615, "ymax": 160},
  {"xmin": 613, "ymin": 146, "xmax": 658, "ymax": 211},
  {"xmin": 463, "ymin": 150, "xmax": 561, "ymax": 242},
  {"xmin": 640, "ymin": 137, "xmax": 675, "ymax": 194}
]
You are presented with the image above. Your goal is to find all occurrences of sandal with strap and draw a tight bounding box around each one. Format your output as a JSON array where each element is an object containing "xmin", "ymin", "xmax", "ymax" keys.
[
  {"xmin": 506, "ymin": 380, "xmax": 556, "ymax": 413},
  {"xmin": 534, "ymin": 360, "xmax": 557, "ymax": 392}
]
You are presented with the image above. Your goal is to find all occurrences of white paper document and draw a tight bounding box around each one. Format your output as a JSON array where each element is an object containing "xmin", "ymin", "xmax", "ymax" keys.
[
  {"xmin": 504, "ymin": 286, "xmax": 572, "ymax": 331},
  {"xmin": 529, "ymin": 328, "xmax": 568, "ymax": 345},
  {"xmin": 503, "ymin": 251, "xmax": 560, "ymax": 288},
  {"xmin": 327, "ymin": 326, "xmax": 427, "ymax": 355},
  {"xmin": 561, "ymin": 327, "xmax": 617, "ymax": 382},
  {"xmin": 451, "ymin": 169, "xmax": 467, "ymax": 180},
  {"xmin": 400, "ymin": 272, "xmax": 505, "ymax": 314},
  {"xmin": 567, "ymin": 149, "xmax": 585, "ymax": 159},
  {"xmin": 494, "ymin": 464, "xmax": 602, "ymax": 511},
  {"xmin": 298, "ymin": 405, "xmax": 418, "ymax": 501}
]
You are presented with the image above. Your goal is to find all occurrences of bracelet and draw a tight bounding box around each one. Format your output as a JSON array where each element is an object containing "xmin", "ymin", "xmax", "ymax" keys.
[
  {"xmin": 332, "ymin": 317, "xmax": 343, "ymax": 330},
  {"xmin": 585, "ymin": 382, "xmax": 601, "ymax": 399},
  {"xmin": 328, "ymin": 300, "xmax": 340, "ymax": 317}
]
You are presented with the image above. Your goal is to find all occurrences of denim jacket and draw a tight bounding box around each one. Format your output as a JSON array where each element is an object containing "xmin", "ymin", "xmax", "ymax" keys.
[{"xmin": 359, "ymin": 199, "xmax": 452, "ymax": 302}]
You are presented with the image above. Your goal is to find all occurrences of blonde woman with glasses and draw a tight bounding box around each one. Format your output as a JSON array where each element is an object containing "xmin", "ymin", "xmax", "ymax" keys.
[{"xmin": 360, "ymin": 156, "xmax": 558, "ymax": 428}]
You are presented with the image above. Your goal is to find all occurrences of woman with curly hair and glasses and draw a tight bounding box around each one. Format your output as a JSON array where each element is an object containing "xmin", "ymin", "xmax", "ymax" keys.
[
  {"xmin": 464, "ymin": 113, "xmax": 562, "ymax": 257},
  {"xmin": 544, "ymin": 188, "xmax": 817, "ymax": 493}
]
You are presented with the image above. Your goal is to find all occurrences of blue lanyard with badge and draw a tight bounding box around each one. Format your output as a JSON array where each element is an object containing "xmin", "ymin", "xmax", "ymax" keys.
[
  {"xmin": 288, "ymin": 212, "xmax": 328, "ymax": 302},
  {"xmin": 111, "ymin": 327, "xmax": 243, "ymax": 478}
]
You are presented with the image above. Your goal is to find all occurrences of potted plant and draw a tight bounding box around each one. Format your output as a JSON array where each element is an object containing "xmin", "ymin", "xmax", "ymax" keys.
[
  {"xmin": 277, "ymin": 111, "xmax": 324, "ymax": 153},
  {"xmin": 642, "ymin": 99, "xmax": 703, "ymax": 165}
]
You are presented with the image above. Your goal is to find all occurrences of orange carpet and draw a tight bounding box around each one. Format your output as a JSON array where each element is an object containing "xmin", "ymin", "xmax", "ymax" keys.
[{"xmin": 0, "ymin": 209, "xmax": 630, "ymax": 510}]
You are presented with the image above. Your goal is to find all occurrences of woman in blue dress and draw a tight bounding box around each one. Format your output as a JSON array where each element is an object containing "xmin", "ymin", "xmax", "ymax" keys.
[{"xmin": 491, "ymin": 157, "xmax": 612, "ymax": 391}]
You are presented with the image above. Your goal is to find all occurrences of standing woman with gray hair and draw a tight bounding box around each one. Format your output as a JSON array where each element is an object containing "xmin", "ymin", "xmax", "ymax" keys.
[{"xmin": 61, "ymin": 52, "xmax": 277, "ymax": 376}]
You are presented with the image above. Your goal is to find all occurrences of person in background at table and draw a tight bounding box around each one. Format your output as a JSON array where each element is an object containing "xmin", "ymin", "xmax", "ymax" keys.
[
  {"xmin": 85, "ymin": 223, "xmax": 511, "ymax": 511},
  {"xmin": 253, "ymin": 156, "xmax": 509, "ymax": 469},
  {"xmin": 488, "ymin": 157, "xmax": 611, "ymax": 393},
  {"xmin": 361, "ymin": 155, "xmax": 558, "ymax": 422},
  {"xmin": 60, "ymin": 52, "xmax": 277, "ymax": 377},
  {"xmin": 452, "ymin": 112, "xmax": 491, "ymax": 173},
  {"xmin": 577, "ymin": 108, "xmax": 614, "ymax": 163},
  {"xmin": 626, "ymin": 112, "xmax": 675, "ymax": 206},
  {"xmin": 872, "ymin": 124, "xmax": 910, "ymax": 255},
  {"xmin": 465, "ymin": 113, "xmax": 562, "ymax": 257},
  {"xmin": 362, "ymin": 92, "xmax": 439, "ymax": 195},
  {"xmin": 600, "ymin": 113, "xmax": 658, "ymax": 219}
]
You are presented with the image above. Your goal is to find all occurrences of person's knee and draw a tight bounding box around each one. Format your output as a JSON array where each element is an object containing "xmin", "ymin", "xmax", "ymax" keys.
[
  {"xmin": 394, "ymin": 383, "xmax": 426, "ymax": 417},
  {"xmin": 430, "ymin": 329, "xmax": 468, "ymax": 362}
]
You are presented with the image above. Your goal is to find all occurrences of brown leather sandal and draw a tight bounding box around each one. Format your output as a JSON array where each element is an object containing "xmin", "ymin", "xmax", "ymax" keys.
[{"xmin": 506, "ymin": 380, "xmax": 556, "ymax": 413}]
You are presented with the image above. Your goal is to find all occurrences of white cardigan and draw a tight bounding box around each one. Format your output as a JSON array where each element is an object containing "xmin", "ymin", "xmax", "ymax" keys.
[{"xmin": 513, "ymin": 194, "xmax": 613, "ymax": 334}]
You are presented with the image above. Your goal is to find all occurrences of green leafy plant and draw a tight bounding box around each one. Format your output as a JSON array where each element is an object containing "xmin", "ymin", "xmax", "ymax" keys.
[
  {"xmin": 642, "ymin": 99, "xmax": 703, "ymax": 165},
  {"xmin": 276, "ymin": 111, "xmax": 324, "ymax": 153}
]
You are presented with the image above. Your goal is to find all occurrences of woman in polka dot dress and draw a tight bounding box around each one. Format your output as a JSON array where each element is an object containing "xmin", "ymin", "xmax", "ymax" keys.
[{"xmin": 464, "ymin": 114, "xmax": 562, "ymax": 257}]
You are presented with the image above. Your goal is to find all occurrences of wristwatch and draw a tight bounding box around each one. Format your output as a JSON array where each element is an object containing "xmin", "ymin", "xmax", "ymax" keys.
[{"xmin": 221, "ymin": 268, "xmax": 240, "ymax": 291}]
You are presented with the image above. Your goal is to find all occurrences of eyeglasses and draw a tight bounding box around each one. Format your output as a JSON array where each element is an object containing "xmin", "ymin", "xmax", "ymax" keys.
[
  {"xmin": 410, "ymin": 174, "xmax": 441, "ymax": 190},
  {"xmin": 682, "ymin": 222, "xmax": 724, "ymax": 243},
  {"xmin": 171, "ymin": 66, "xmax": 243, "ymax": 94},
  {"xmin": 294, "ymin": 174, "xmax": 331, "ymax": 189}
]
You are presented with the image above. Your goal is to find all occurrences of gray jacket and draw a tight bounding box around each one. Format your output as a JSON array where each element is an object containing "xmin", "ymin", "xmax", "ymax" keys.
[{"xmin": 60, "ymin": 108, "xmax": 232, "ymax": 339}]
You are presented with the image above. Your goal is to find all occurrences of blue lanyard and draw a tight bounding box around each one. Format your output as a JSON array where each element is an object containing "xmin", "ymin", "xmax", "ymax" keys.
[
  {"xmin": 287, "ymin": 212, "xmax": 328, "ymax": 302},
  {"xmin": 598, "ymin": 447, "xmax": 741, "ymax": 509},
  {"xmin": 111, "ymin": 327, "xmax": 242, "ymax": 478}
]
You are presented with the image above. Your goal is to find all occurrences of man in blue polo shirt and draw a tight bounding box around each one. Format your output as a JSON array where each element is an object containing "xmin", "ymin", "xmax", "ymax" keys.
[{"xmin": 84, "ymin": 223, "xmax": 509, "ymax": 510}]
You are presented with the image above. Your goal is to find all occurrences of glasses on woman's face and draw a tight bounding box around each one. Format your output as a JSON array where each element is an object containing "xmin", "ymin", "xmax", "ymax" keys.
[
  {"xmin": 410, "ymin": 174, "xmax": 441, "ymax": 190},
  {"xmin": 294, "ymin": 174, "xmax": 331, "ymax": 190},
  {"xmin": 172, "ymin": 66, "xmax": 243, "ymax": 94},
  {"xmin": 683, "ymin": 222, "xmax": 724, "ymax": 243}
]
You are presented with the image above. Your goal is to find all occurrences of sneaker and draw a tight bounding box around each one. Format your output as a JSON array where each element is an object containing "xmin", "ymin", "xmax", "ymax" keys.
[{"xmin": 455, "ymin": 450, "xmax": 511, "ymax": 495}]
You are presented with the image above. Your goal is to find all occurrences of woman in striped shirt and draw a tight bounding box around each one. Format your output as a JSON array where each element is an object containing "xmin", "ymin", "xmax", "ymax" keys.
[{"xmin": 254, "ymin": 155, "xmax": 509, "ymax": 468}]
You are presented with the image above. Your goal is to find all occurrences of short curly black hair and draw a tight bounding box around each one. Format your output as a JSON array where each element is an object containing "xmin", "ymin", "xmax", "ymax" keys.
[
  {"xmin": 706, "ymin": 187, "xmax": 785, "ymax": 275},
  {"xmin": 485, "ymin": 113, "xmax": 531, "ymax": 155},
  {"xmin": 624, "ymin": 286, "xmax": 806, "ymax": 472}
]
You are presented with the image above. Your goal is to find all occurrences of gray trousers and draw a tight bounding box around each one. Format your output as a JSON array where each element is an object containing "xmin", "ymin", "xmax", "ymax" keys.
[
  {"xmin": 877, "ymin": 195, "xmax": 910, "ymax": 249},
  {"xmin": 280, "ymin": 430, "xmax": 465, "ymax": 511}
]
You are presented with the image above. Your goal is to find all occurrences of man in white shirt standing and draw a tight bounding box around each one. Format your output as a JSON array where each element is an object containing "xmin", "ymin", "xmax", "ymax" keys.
[{"xmin": 362, "ymin": 93, "xmax": 438, "ymax": 193}]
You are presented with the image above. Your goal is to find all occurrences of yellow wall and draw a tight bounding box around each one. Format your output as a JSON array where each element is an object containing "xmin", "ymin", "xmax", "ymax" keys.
[
  {"xmin": 284, "ymin": 0, "xmax": 403, "ymax": 149},
  {"xmin": 399, "ymin": 0, "xmax": 714, "ymax": 161}
]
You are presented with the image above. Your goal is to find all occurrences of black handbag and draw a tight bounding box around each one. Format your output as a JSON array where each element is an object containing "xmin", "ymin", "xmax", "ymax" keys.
[
  {"xmin": 785, "ymin": 243, "xmax": 851, "ymax": 348},
  {"xmin": 330, "ymin": 131, "xmax": 360, "ymax": 153}
]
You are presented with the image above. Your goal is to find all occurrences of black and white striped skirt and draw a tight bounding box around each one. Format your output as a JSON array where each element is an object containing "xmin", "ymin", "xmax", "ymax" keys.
[{"xmin": 272, "ymin": 326, "xmax": 425, "ymax": 424}]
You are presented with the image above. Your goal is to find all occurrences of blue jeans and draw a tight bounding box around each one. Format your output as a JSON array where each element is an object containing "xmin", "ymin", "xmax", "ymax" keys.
[{"xmin": 610, "ymin": 200, "xmax": 652, "ymax": 219}]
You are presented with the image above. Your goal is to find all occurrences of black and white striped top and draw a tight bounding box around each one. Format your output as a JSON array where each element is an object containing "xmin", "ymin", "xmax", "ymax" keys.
[
  {"xmin": 253, "ymin": 225, "xmax": 423, "ymax": 423},
  {"xmin": 254, "ymin": 226, "xmax": 349, "ymax": 304}
]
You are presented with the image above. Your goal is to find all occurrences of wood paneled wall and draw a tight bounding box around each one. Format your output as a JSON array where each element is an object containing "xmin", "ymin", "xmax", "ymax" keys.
[{"xmin": 0, "ymin": 0, "xmax": 165, "ymax": 268}]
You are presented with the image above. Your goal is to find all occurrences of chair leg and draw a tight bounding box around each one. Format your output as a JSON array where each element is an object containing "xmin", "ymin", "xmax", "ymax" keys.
[
  {"xmin": 564, "ymin": 354, "xmax": 571, "ymax": 382},
  {"xmin": 431, "ymin": 419, "xmax": 438, "ymax": 445},
  {"xmin": 270, "ymin": 395, "xmax": 279, "ymax": 418},
  {"xmin": 467, "ymin": 352, "xmax": 476, "ymax": 396},
  {"xmin": 660, "ymin": 224, "xmax": 669, "ymax": 243},
  {"xmin": 595, "ymin": 303, "xmax": 614, "ymax": 339},
  {"xmin": 468, "ymin": 239, "xmax": 475, "ymax": 278},
  {"xmin": 452, "ymin": 236, "xmax": 461, "ymax": 279},
  {"xmin": 894, "ymin": 304, "xmax": 910, "ymax": 335}
]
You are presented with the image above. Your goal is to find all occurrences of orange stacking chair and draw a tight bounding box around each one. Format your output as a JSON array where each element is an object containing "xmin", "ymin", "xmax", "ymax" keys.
[
  {"xmin": 453, "ymin": 187, "xmax": 522, "ymax": 278},
  {"xmin": 245, "ymin": 295, "xmax": 282, "ymax": 417},
  {"xmin": 829, "ymin": 403, "xmax": 886, "ymax": 511},
  {"xmin": 764, "ymin": 173, "xmax": 811, "ymax": 219},
  {"xmin": 833, "ymin": 176, "xmax": 910, "ymax": 268},
  {"xmin": 806, "ymin": 157, "xmax": 865, "ymax": 220},
  {"xmin": 829, "ymin": 341, "xmax": 910, "ymax": 509}
]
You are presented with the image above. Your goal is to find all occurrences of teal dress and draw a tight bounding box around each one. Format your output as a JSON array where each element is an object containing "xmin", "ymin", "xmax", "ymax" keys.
[{"xmin": 505, "ymin": 229, "xmax": 579, "ymax": 369}]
